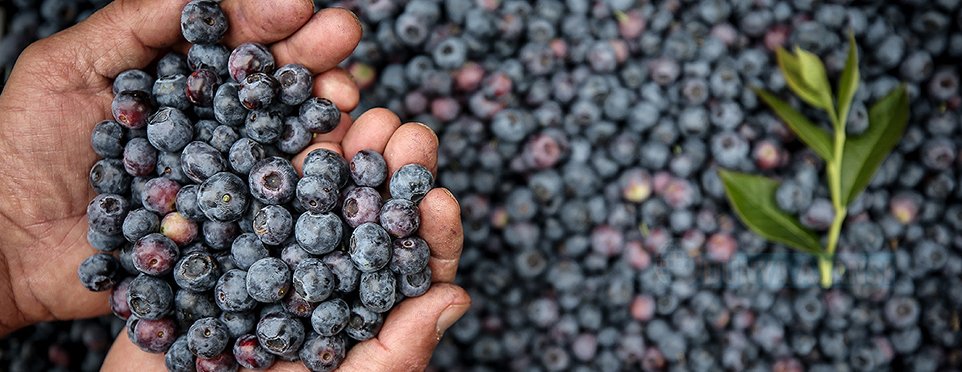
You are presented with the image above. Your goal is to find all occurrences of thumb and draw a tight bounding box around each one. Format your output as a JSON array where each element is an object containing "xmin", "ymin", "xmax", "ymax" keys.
[{"xmin": 339, "ymin": 284, "xmax": 471, "ymax": 372}]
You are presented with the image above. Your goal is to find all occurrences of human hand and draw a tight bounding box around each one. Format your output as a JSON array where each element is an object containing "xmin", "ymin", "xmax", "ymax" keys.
[{"xmin": 0, "ymin": 0, "xmax": 468, "ymax": 369}]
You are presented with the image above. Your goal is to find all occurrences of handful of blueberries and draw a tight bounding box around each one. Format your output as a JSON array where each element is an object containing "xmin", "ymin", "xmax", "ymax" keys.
[{"xmin": 77, "ymin": 1, "xmax": 434, "ymax": 371}]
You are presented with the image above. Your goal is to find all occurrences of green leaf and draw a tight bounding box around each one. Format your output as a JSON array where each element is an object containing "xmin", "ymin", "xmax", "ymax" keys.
[
  {"xmin": 718, "ymin": 170, "xmax": 824, "ymax": 255},
  {"xmin": 776, "ymin": 47, "xmax": 833, "ymax": 113},
  {"xmin": 839, "ymin": 85, "xmax": 910, "ymax": 205},
  {"xmin": 794, "ymin": 47, "xmax": 835, "ymax": 115},
  {"xmin": 835, "ymin": 32, "xmax": 860, "ymax": 128},
  {"xmin": 753, "ymin": 88, "xmax": 834, "ymax": 161}
]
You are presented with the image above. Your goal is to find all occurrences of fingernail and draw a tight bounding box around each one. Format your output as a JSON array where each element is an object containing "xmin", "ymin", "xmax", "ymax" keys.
[
  {"xmin": 440, "ymin": 188, "xmax": 460, "ymax": 209},
  {"xmin": 412, "ymin": 122, "xmax": 438, "ymax": 142},
  {"xmin": 436, "ymin": 304, "xmax": 469, "ymax": 338}
]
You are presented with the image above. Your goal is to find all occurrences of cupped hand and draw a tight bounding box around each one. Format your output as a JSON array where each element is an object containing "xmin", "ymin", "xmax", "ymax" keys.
[{"xmin": 0, "ymin": 0, "xmax": 468, "ymax": 370}]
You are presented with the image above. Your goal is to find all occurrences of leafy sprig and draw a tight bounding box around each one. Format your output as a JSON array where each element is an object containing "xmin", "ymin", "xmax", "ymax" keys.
[{"xmin": 719, "ymin": 33, "xmax": 910, "ymax": 288}]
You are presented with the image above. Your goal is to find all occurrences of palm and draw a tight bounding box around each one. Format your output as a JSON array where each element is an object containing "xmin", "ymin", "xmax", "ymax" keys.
[{"xmin": 0, "ymin": 52, "xmax": 116, "ymax": 322}]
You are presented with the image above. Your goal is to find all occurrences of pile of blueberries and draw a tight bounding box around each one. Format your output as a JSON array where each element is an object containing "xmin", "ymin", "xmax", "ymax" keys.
[
  {"xmin": 3, "ymin": 0, "xmax": 962, "ymax": 371},
  {"xmin": 78, "ymin": 1, "xmax": 435, "ymax": 371}
]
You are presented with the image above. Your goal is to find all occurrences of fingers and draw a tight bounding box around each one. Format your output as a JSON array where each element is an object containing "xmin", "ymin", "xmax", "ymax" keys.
[
  {"xmin": 339, "ymin": 284, "xmax": 470, "ymax": 372},
  {"xmin": 418, "ymin": 189, "xmax": 463, "ymax": 283},
  {"xmin": 45, "ymin": 0, "xmax": 312, "ymax": 80},
  {"xmin": 272, "ymin": 8, "xmax": 363, "ymax": 74},
  {"xmin": 219, "ymin": 0, "xmax": 314, "ymax": 47},
  {"xmin": 383, "ymin": 123, "xmax": 440, "ymax": 177},
  {"xmin": 313, "ymin": 68, "xmax": 359, "ymax": 113},
  {"xmin": 101, "ymin": 331, "xmax": 166, "ymax": 371},
  {"xmin": 340, "ymin": 108, "xmax": 402, "ymax": 159}
]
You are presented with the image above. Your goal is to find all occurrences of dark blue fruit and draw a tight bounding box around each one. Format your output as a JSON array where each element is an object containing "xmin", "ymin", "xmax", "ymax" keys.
[
  {"xmin": 294, "ymin": 212, "xmax": 342, "ymax": 255},
  {"xmin": 180, "ymin": 0, "xmax": 228, "ymax": 44},
  {"xmin": 77, "ymin": 253, "xmax": 120, "ymax": 291},
  {"xmin": 274, "ymin": 64, "xmax": 313, "ymax": 105},
  {"xmin": 197, "ymin": 172, "xmax": 250, "ymax": 222},
  {"xmin": 349, "ymin": 222, "xmax": 392, "ymax": 273},
  {"xmin": 299, "ymin": 97, "xmax": 341, "ymax": 134},
  {"xmin": 389, "ymin": 163, "xmax": 434, "ymax": 202}
]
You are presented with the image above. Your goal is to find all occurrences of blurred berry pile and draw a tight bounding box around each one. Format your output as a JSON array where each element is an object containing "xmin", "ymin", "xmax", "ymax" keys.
[{"xmin": 4, "ymin": 0, "xmax": 962, "ymax": 371}]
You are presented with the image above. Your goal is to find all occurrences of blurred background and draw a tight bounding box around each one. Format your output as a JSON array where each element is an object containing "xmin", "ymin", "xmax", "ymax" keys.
[{"xmin": 2, "ymin": 0, "xmax": 962, "ymax": 370}]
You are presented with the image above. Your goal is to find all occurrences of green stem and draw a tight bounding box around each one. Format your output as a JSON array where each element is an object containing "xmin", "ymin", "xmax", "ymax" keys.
[{"xmin": 821, "ymin": 114, "xmax": 848, "ymax": 288}]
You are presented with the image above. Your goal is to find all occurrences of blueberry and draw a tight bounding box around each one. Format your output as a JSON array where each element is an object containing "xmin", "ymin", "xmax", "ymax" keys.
[
  {"xmin": 156, "ymin": 151, "xmax": 189, "ymax": 184},
  {"xmin": 175, "ymin": 185, "xmax": 206, "ymax": 221},
  {"xmin": 132, "ymin": 233, "xmax": 180, "ymax": 276},
  {"xmin": 172, "ymin": 289, "xmax": 219, "ymax": 331},
  {"xmin": 203, "ymin": 220, "xmax": 241, "ymax": 251},
  {"xmin": 187, "ymin": 68, "xmax": 220, "ymax": 107},
  {"xmin": 143, "ymin": 179, "xmax": 182, "ymax": 218},
  {"xmin": 228, "ymin": 43, "xmax": 275, "ymax": 82},
  {"xmin": 350, "ymin": 149, "xmax": 388, "ymax": 187},
  {"xmin": 248, "ymin": 157, "xmax": 298, "ymax": 205},
  {"xmin": 219, "ymin": 311, "xmax": 256, "ymax": 339},
  {"xmin": 245, "ymin": 109, "xmax": 284, "ymax": 144},
  {"xmin": 228, "ymin": 138, "xmax": 266, "ymax": 174},
  {"xmin": 238, "ymin": 72, "xmax": 279, "ymax": 110},
  {"xmin": 110, "ymin": 277, "xmax": 134, "ymax": 319},
  {"xmin": 161, "ymin": 212, "xmax": 199, "ymax": 246},
  {"xmin": 379, "ymin": 198, "xmax": 420, "ymax": 238},
  {"xmin": 153, "ymin": 74, "xmax": 191, "ymax": 111},
  {"xmin": 342, "ymin": 186, "xmax": 382, "ymax": 228},
  {"xmin": 187, "ymin": 43, "xmax": 230, "ymax": 77},
  {"xmin": 214, "ymin": 269, "xmax": 256, "ymax": 312},
  {"xmin": 230, "ymin": 233, "xmax": 268, "ymax": 270},
  {"xmin": 157, "ymin": 52, "xmax": 189, "ymax": 77},
  {"xmin": 112, "ymin": 90, "xmax": 155, "ymax": 129},
  {"xmin": 246, "ymin": 257, "xmax": 292, "ymax": 303},
  {"xmin": 292, "ymin": 259, "xmax": 335, "ymax": 303},
  {"xmin": 390, "ymin": 236, "xmax": 430, "ymax": 275},
  {"xmin": 303, "ymin": 148, "xmax": 350, "ymax": 187},
  {"xmin": 276, "ymin": 116, "xmax": 312, "ymax": 154},
  {"xmin": 344, "ymin": 301, "xmax": 384, "ymax": 341},
  {"xmin": 323, "ymin": 250, "xmax": 360, "ymax": 293},
  {"xmin": 349, "ymin": 222, "xmax": 392, "ymax": 273},
  {"xmin": 131, "ymin": 317, "xmax": 178, "ymax": 353},
  {"xmin": 389, "ymin": 164, "xmax": 434, "ymax": 202},
  {"xmin": 90, "ymin": 159, "xmax": 132, "ymax": 194},
  {"xmin": 195, "ymin": 351, "xmax": 238, "ymax": 372},
  {"xmin": 91, "ymin": 120, "xmax": 125, "ymax": 159},
  {"xmin": 181, "ymin": 0, "xmax": 228, "ymax": 44},
  {"xmin": 801, "ymin": 199, "xmax": 835, "ymax": 231},
  {"xmin": 282, "ymin": 291, "xmax": 316, "ymax": 318},
  {"xmin": 128, "ymin": 274, "xmax": 174, "ymax": 319},
  {"xmin": 775, "ymin": 180, "xmax": 813, "ymax": 214},
  {"xmin": 310, "ymin": 298, "xmax": 350, "ymax": 337},
  {"xmin": 273, "ymin": 64, "xmax": 312, "ymax": 105},
  {"xmin": 187, "ymin": 317, "xmax": 230, "ymax": 358},
  {"xmin": 197, "ymin": 172, "xmax": 249, "ymax": 222},
  {"xmin": 165, "ymin": 336, "xmax": 195, "ymax": 371},
  {"xmin": 256, "ymin": 312, "xmax": 305, "ymax": 356},
  {"xmin": 232, "ymin": 334, "xmax": 276, "ymax": 370},
  {"xmin": 147, "ymin": 107, "xmax": 193, "ymax": 152},
  {"xmin": 280, "ymin": 241, "xmax": 312, "ymax": 268},
  {"xmin": 77, "ymin": 253, "xmax": 120, "ymax": 291},
  {"xmin": 174, "ymin": 251, "xmax": 222, "ymax": 291},
  {"xmin": 87, "ymin": 193, "xmax": 129, "ymax": 236},
  {"xmin": 296, "ymin": 176, "xmax": 338, "ymax": 215},
  {"xmin": 398, "ymin": 266, "xmax": 431, "ymax": 298},
  {"xmin": 121, "ymin": 138, "xmax": 157, "ymax": 177},
  {"xmin": 299, "ymin": 97, "xmax": 341, "ymax": 134},
  {"xmin": 212, "ymin": 83, "xmax": 248, "ymax": 127},
  {"xmin": 294, "ymin": 212, "xmax": 342, "ymax": 255},
  {"xmin": 252, "ymin": 205, "xmax": 293, "ymax": 245},
  {"xmin": 299, "ymin": 335, "xmax": 346, "ymax": 372},
  {"xmin": 179, "ymin": 141, "xmax": 226, "ymax": 183}
]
